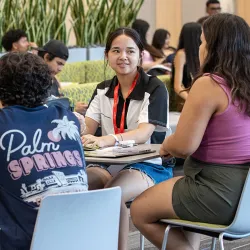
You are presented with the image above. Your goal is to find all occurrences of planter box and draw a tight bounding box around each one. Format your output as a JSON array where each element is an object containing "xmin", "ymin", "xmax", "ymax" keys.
[
  {"xmin": 67, "ymin": 47, "xmax": 105, "ymax": 62},
  {"xmin": 68, "ymin": 48, "xmax": 87, "ymax": 62},
  {"xmin": 87, "ymin": 46, "xmax": 105, "ymax": 61}
]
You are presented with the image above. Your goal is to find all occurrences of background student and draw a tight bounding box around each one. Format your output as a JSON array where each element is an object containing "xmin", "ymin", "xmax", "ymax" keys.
[
  {"xmin": 37, "ymin": 39, "xmax": 69, "ymax": 97},
  {"xmin": 1, "ymin": 29, "xmax": 37, "ymax": 53},
  {"xmin": 171, "ymin": 22, "xmax": 201, "ymax": 104}
]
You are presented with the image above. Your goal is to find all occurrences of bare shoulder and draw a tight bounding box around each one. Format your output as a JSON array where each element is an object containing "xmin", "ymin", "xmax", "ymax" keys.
[
  {"xmin": 192, "ymin": 76, "xmax": 225, "ymax": 93},
  {"xmin": 189, "ymin": 76, "xmax": 228, "ymax": 112}
]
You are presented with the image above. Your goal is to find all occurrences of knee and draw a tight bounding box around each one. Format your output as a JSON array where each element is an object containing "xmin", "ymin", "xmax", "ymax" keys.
[
  {"xmin": 130, "ymin": 197, "xmax": 144, "ymax": 229},
  {"xmin": 87, "ymin": 166, "xmax": 112, "ymax": 190}
]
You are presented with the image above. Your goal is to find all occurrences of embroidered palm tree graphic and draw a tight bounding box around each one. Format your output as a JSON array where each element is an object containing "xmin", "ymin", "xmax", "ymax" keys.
[
  {"xmin": 48, "ymin": 116, "xmax": 79, "ymax": 142},
  {"xmin": 47, "ymin": 116, "xmax": 86, "ymax": 169}
]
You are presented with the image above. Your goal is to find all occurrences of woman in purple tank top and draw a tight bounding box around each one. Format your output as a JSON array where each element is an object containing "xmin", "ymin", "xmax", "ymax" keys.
[{"xmin": 131, "ymin": 13, "xmax": 250, "ymax": 250}]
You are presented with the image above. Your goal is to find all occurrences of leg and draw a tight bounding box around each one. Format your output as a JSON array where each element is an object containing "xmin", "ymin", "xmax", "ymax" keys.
[
  {"xmin": 86, "ymin": 166, "xmax": 112, "ymax": 190},
  {"xmin": 105, "ymin": 169, "xmax": 154, "ymax": 250},
  {"xmin": 131, "ymin": 177, "xmax": 201, "ymax": 250}
]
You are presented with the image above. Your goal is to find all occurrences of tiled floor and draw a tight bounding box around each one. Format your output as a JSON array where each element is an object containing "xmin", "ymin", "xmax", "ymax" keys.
[{"xmin": 128, "ymin": 218, "xmax": 250, "ymax": 250}]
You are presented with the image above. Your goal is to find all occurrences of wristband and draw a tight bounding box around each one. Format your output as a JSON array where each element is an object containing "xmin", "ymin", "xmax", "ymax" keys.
[{"xmin": 109, "ymin": 134, "xmax": 119, "ymax": 146}]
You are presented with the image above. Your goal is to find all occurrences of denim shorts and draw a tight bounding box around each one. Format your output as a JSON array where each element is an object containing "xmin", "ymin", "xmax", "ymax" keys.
[{"xmin": 87, "ymin": 158, "xmax": 175, "ymax": 184}]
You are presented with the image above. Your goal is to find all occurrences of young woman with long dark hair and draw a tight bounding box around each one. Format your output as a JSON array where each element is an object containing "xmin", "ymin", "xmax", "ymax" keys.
[
  {"xmin": 131, "ymin": 13, "xmax": 250, "ymax": 250},
  {"xmin": 152, "ymin": 28, "xmax": 176, "ymax": 63},
  {"xmin": 132, "ymin": 19, "xmax": 167, "ymax": 71},
  {"xmin": 172, "ymin": 22, "xmax": 201, "ymax": 101},
  {"xmin": 81, "ymin": 27, "xmax": 174, "ymax": 250}
]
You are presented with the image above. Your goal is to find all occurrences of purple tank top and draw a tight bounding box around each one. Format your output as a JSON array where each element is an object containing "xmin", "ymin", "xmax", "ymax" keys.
[{"xmin": 192, "ymin": 74, "xmax": 250, "ymax": 164}]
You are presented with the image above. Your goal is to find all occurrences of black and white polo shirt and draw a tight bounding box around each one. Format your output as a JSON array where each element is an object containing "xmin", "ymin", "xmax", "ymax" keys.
[{"xmin": 86, "ymin": 68, "xmax": 170, "ymax": 157}]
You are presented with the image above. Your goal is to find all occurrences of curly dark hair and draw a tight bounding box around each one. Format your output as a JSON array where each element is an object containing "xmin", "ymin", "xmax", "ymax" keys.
[
  {"xmin": 1, "ymin": 29, "xmax": 27, "ymax": 52},
  {"xmin": 0, "ymin": 52, "xmax": 53, "ymax": 107},
  {"xmin": 194, "ymin": 13, "xmax": 250, "ymax": 116}
]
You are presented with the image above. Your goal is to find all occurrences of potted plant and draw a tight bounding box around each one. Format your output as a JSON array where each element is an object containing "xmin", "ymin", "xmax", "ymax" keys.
[
  {"xmin": 70, "ymin": 0, "xmax": 144, "ymax": 60},
  {"xmin": 0, "ymin": 0, "xmax": 144, "ymax": 61},
  {"xmin": 0, "ymin": 0, "xmax": 72, "ymax": 52}
]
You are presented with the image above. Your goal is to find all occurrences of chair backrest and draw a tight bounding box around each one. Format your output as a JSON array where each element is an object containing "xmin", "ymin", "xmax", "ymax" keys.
[
  {"xmin": 227, "ymin": 168, "xmax": 250, "ymax": 234},
  {"xmin": 30, "ymin": 187, "xmax": 121, "ymax": 250}
]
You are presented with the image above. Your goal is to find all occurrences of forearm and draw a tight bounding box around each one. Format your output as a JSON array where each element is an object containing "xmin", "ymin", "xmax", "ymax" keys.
[
  {"xmin": 84, "ymin": 117, "xmax": 99, "ymax": 135},
  {"xmin": 116, "ymin": 125, "xmax": 154, "ymax": 144},
  {"xmin": 162, "ymin": 134, "xmax": 188, "ymax": 159},
  {"xmin": 82, "ymin": 125, "xmax": 92, "ymax": 135},
  {"xmin": 117, "ymin": 129, "xmax": 148, "ymax": 144},
  {"xmin": 174, "ymin": 84, "xmax": 188, "ymax": 100},
  {"xmin": 92, "ymin": 129, "xmax": 150, "ymax": 148}
]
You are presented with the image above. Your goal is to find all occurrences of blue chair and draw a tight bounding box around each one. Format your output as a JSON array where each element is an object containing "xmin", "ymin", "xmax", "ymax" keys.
[
  {"xmin": 30, "ymin": 187, "xmax": 121, "ymax": 250},
  {"xmin": 140, "ymin": 168, "xmax": 250, "ymax": 250}
]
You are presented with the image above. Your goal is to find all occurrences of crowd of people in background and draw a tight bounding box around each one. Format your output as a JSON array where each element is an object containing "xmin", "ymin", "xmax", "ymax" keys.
[{"xmin": 3, "ymin": 0, "xmax": 250, "ymax": 250}]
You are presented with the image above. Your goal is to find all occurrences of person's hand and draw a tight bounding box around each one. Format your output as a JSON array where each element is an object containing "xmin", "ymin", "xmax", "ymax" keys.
[
  {"xmin": 159, "ymin": 144, "xmax": 172, "ymax": 160},
  {"xmin": 155, "ymin": 57, "xmax": 166, "ymax": 65},
  {"xmin": 75, "ymin": 102, "xmax": 88, "ymax": 115},
  {"xmin": 73, "ymin": 112, "xmax": 86, "ymax": 135},
  {"xmin": 29, "ymin": 42, "xmax": 38, "ymax": 48},
  {"xmin": 81, "ymin": 134, "xmax": 115, "ymax": 148},
  {"xmin": 29, "ymin": 42, "xmax": 38, "ymax": 55}
]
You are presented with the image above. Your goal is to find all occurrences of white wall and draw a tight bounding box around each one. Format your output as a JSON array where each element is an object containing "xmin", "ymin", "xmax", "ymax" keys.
[
  {"xmin": 137, "ymin": 0, "xmax": 156, "ymax": 44},
  {"xmin": 182, "ymin": 0, "xmax": 207, "ymax": 24},
  {"xmin": 220, "ymin": 0, "xmax": 235, "ymax": 13},
  {"xmin": 182, "ymin": 0, "xmax": 236, "ymax": 25},
  {"xmin": 136, "ymin": 0, "xmax": 236, "ymax": 47}
]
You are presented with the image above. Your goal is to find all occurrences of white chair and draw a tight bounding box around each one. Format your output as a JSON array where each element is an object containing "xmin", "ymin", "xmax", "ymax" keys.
[
  {"xmin": 140, "ymin": 168, "xmax": 250, "ymax": 250},
  {"xmin": 30, "ymin": 187, "xmax": 121, "ymax": 250},
  {"xmin": 169, "ymin": 111, "xmax": 181, "ymax": 133}
]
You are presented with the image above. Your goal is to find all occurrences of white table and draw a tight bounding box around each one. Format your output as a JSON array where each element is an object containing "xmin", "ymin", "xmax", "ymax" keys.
[{"xmin": 84, "ymin": 144, "xmax": 161, "ymax": 165}]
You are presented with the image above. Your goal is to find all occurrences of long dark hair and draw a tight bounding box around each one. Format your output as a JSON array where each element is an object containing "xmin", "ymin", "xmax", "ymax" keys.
[
  {"xmin": 152, "ymin": 29, "xmax": 176, "ymax": 56},
  {"xmin": 103, "ymin": 27, "xmax": 144, "ymax": 77},
  {"xmin": 177, "ymin": 22, "xmax": 201, "ymax": 78},
  {"xmin": 132, "ymin": 19, "xmax": 163, "ymax": 59},
  {"xmin": 105, "ymin": 27, "xmax": 144, "ymax": 55},
  {"xmin": 195, "ymin": 13, "xmax": 250, "ymax": 116}
]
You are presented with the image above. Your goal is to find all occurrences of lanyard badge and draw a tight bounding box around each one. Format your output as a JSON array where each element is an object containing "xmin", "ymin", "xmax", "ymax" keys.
[{"xmin": 113, "ymin": 73, "xmax": 139, "ymax": 134}]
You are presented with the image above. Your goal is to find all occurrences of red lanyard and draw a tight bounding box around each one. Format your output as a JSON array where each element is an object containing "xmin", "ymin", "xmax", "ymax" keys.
[{"xmin": 113, "ymin": 73, "xmax": 139, "ymax": 134}]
